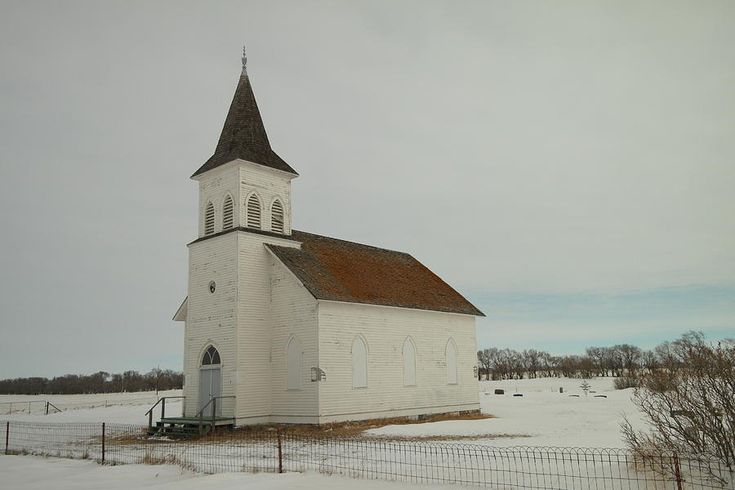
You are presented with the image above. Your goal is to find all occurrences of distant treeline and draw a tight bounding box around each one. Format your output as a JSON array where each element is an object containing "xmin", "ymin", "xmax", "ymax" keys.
[
  {"xmin": 0, "ymin": 369, "xmax": 183, "ymax": 395},
  {"xmin": 477, "ymin": 339, "xmax": 696, "ymax": 383}
]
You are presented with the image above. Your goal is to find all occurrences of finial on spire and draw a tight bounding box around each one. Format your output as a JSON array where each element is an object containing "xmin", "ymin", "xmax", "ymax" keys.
[{"xmin": 241, "ymin": 45, "xmax": 247, "ymax": 76}]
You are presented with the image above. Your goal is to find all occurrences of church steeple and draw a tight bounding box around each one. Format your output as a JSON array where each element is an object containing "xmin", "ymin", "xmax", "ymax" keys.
[{"xmin": 192, "ymin": 46, "xmax": 297, "ymax": 178}]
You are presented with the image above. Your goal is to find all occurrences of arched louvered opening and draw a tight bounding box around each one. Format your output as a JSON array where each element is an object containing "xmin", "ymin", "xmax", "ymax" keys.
[
  {"xmin": 286, "ymin": 336, "xmax": 302, "ymax": 390},
  {"xmin": 222, "ymin": 195, "xmax": 234, "ymax": 230},
  {"xmin": 246, "ymin": 194, "xmax": 262, "ymax": 229},
  {"xmin": 446, "ymin": 338, "xmax": 458, "ymax": 385},
  {"xmin": 201, "ymin": 345, "xmax": 221, "ymax": 366},
  {"xmin": 204, "ymin": 201, "xmax": 215, "ymax": 236},
  {"xmin": 402, "ymin": 337, "xmax": 417, "ymax": 386},
  {"xmin": 352, "ymin": 336, "xmax": 368, "ymax": 388},
  {"xmin": 271, "ymin": 199, "xmax": 284, "ymax": 234}
]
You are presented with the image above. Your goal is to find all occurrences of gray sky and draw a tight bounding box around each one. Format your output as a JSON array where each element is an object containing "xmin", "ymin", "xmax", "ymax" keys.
[{"xmin": 1, "ymin": 0, "xmax": 734, "ymax": 378}]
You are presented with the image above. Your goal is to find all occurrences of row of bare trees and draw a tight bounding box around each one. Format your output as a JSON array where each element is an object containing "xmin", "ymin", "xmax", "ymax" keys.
[
  {"xmin": 0, "ymin": 369, "xmax": 183, "ymax": 395},
  {"xmin": 477, "ymin": 340, "xmax": 703, "ymax": 381}
]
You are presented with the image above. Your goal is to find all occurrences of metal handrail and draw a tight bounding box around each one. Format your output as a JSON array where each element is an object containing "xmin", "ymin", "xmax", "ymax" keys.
[
  {"xmin": 145, "ymin": 396, "xmax": 185, "ymax": 430},
  {"xmin": 195, "ymin": 395, "xmax": 235, "ymax": 434}
]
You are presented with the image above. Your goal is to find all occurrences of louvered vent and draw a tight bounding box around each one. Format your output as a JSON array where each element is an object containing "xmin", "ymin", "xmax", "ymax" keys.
[
  {"xmin": 204, "ymin": 201, "xmax": 215, "ymax": 235},
  {"xmin": 271, "ymin": 199, "xmax": 284, "ymax": 234},
  {"xmin": 222, "ymin": 195, "xmax": 234, "ymax": 230},
  {"xmin": 246, "ymin": 194, "xmax": 261, "ymax": 229}
]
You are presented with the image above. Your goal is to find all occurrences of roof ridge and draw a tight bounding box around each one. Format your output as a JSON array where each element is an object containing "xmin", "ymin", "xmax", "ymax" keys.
[{"xmin": 292, "ymin": 229, "xmax": 412, "ymax": 256}]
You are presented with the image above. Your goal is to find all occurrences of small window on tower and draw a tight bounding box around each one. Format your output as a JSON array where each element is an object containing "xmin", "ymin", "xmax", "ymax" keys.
[
  {"xmin": 222, "ymin": 195, "xmax": 234, "ymax": 230},
  {"xmin": 271, "ymin": 199, "xmax": 284, "ymax": 234},
  {"xmin": 246, "ymin": 194, "xmax": 261, "ymax": 229},
  {"xmin": 204, "ymin": 201, "xmax": 215, "ymax": 235}
]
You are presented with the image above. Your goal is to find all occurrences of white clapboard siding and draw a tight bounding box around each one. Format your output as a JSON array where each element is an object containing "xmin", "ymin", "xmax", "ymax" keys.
[
  {"xmin": 316, "ymin": 301, "xmax": 480, "ymax": 423},
  {"xmin": 268, "ymin": 255, "xmax": 319, "ymax": 423},
  {"xmin": 234, "ymin": 232, "xmax": 300, "ymax": 423},
  {"xmin": 183, "ymin": 232, "xmax": 239, "ymax": 417}
]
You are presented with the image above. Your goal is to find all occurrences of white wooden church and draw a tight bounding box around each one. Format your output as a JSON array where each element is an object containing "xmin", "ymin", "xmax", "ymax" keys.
[{"xmin": 173, "ymin": 49, "xmax": 484, "ymax": 425}]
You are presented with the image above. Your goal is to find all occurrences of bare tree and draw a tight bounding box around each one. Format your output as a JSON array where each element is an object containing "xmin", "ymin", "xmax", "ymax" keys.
[
  {"xmin": 622, "ymin": 332, "xmax": 735, "ymax": 479},
  {"xmin": 477, "ymin": 349, "xmax": 492, "ymax": 380}
]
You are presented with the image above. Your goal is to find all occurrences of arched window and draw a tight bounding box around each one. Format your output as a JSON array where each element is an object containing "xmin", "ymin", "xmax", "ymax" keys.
[
  {"xmin": 446, "ymin": 339, "xmax": 458, "ymax": 385},
  {"xmin": 271, "ymin": 199, "xmax": 284, "ymax": 234},
  {"xmin": 201, "ymin": 345, "xmax": 220, "ymax": 366},
  {"xmin": 222, "ymin": 195, "xmax": 234, "ymax": 230},
  {"xmin": 286, "ymin": 336, "xmax": 302, "ymax": 390},
  {"xmin": 204, "ymin": 201, "xmax": 215, "ymax": 235},
  {"xmin": 402, "ymin": 337, "xmax": 416, "ymax": 386},
  {"xmin": 246, "ymin": 194, "xmax": 261, "ymax": 229},
  {"xmin": 352, "ymin": 336, "xmax": 368, "ymax": 388}
]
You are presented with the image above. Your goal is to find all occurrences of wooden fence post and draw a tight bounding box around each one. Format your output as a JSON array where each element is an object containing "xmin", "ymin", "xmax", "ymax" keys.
[
  {"xmin": 5, "ymin": 421, "xmax": 8, "ymax": 454},
  {"xmin": 277, "ymin": 430, "xmax": 283, "ymax": 474},
  {"xmin": 673, "ymin": 452, "xmax": 683, "ymax": 490},
  {"xmin": 101, "ymin": 423, "xmax": 106, "ymax": 464}
]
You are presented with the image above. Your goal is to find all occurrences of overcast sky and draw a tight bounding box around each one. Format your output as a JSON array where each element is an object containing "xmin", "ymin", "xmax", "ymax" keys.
[{"xmin": 1, "ymin": 0, "xmax": 733, "ymax": 378}]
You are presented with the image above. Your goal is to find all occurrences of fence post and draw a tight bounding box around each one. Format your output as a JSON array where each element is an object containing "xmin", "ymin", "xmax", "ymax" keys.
[
  {"xmin": 45, "ymin": 401, "xmax": 49, "ymax": 415},
  {"xmin": 101, "ymin": 423, "xmax": 106, "ymax": 464},
  {"xmin": 277, "ymin": 430, "xmax": 283, "ymax": 474},
  {"xmin": 5, "ymin": 421, "xmax": 8, "ymax": 454},
  {"xmin": 673, "ymin": 452, "xmax": 683, "ymax": 490}
]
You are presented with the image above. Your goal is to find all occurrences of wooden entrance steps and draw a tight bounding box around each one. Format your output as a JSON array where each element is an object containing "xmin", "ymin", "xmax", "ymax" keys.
[{"xmin": 148, "ymin": 416, "xmax": 235, "ymax": 438}]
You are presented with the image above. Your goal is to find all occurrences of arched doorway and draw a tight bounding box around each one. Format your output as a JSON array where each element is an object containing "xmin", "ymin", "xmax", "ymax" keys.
[{"xmin": 199, "ymin": 345, "xmax": 222, "ymax": 417}]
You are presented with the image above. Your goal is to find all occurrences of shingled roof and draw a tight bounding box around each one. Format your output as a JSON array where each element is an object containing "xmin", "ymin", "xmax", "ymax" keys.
[
  {"xmin": 192, "ymin": 72, "xmax": 297, "ymax": 177},
  {"xmin": 266, "ymin": 231, "xmax": 484, "ymax": 317}
]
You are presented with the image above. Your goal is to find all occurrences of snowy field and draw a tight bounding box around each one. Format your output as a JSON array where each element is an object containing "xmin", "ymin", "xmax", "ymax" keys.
[
  {"xmin": 1, "ymin": 377, "xmax": 642, "ymax": 447},
  {"xmin": 368, "ymin": 377, "xmax": 644, "ymax": 448},
  {"xmin": 0, "ymin": 455, "xmax": 456, "ymax": 490},
  {"xmin": 3, "ymin": 380, "xmax": 719, "ymax": 490},
  {"xmin": 0, "ymin": 389, "xmax": 182, "ymax": 425}
]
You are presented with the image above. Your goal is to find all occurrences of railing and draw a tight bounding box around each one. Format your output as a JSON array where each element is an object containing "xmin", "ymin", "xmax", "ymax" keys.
[
  {"xmin": 0, "ymin": 400, "xmax": 62, "ymax": 416},
  {"xmin": 194, "ymin": 395, "xmax": 235, "ymax": 434},
  {"xmin": 144, "ymin": 396, "xmax": 185, "ymax": 430}
]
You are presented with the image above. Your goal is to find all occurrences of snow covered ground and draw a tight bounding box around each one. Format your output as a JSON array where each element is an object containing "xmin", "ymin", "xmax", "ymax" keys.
[
  {"xmin": 0, "ymin": 390, "xmax": 182, "ymax": 425},
  {"xmin": 0, "ymin": 455, "xmax": 458, "ymax": 490},
  {"xmin": 367, "ymin": 377, "xmax": 645, "ymax": 448},
  {"xmin": 1, "ymin": 377, "xmax": 643, "ymax": 447}
]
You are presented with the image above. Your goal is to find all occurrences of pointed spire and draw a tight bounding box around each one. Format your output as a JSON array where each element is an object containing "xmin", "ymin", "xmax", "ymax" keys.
[
  {"xmin": 242, "ymin": 45, "xmax": 248, "ymax": 77},
  {"xmin": 192, "ymin": 47, "xmax": 298, "ymax": 178}
]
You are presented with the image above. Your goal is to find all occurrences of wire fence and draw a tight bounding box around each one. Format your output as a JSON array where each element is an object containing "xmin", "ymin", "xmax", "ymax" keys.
[{"xmin": 1, "ymin": 420, "xmax": 733, "ymax": 490}]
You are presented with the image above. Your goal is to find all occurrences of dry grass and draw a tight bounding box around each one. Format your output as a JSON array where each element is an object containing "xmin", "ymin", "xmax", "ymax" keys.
[
  {"xmin": 116, "ymin": 411, "xmax": 502, "ymax": 443},
  {"xmin": 218, "ymin": 410, "xmax": 495, "ymax": 440}
]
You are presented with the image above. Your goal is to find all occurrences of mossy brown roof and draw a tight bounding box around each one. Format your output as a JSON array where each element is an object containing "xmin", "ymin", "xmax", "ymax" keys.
[
  {"xmin": 192, "ymin": 74, "xmax": 297, "ymax": 177},
  {"xmin": 267, "ymin": 231, "xmax": 484, "ymax": 317}
]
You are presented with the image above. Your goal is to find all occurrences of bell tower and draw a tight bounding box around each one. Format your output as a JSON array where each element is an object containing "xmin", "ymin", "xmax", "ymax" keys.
[
  {"xmin": 191, "ymin": 46, "xmax": 298, "ymax": 239},
  {"xmin": 181, "ymin": 47, "xmax": 300, "ymax": 422}
]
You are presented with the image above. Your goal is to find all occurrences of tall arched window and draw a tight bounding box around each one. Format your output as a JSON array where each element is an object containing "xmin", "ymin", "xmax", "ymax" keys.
[
  {"xmin": 286, "ymin": 336, "xmax": 302, "ymax": 390},
  {"xmin": 271, "ymin": 199, "xmax": 284, "ymax": 234},
  {"xmin": 246, "ymin": 194, "xmax": 261, "ymax": 229},
  {"xmin": 222, "ymin": 195, "xmax": 234, "ymax": 230},
  {"xmin": 201, "ymin": 345, "xmax": 221, "ymax": 366},
  {"xmin": 446, "ymin": 338, "xmax": 458, "ymax": 385},
  {"xmin": 204, "ymin": 201, "xmax": 215, "ymax": 236},
  {"xmin": 402, "ymin": 337, "xmax": 417, "ymax": 386},
  {"xmin": 352, "ymin": 336, "xmax": 368, "ymax": 388}
]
